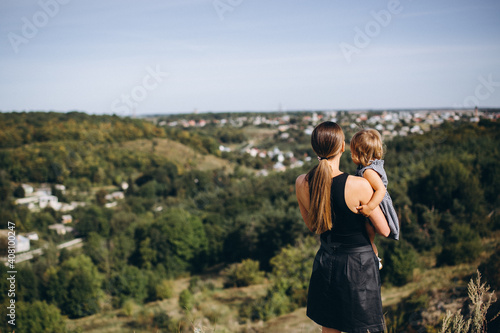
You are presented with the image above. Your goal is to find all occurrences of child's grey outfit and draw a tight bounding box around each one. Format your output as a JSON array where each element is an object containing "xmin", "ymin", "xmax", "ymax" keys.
[{"xmin": 356, "ymin": 159, "xmax": 400, "ymax": 240}]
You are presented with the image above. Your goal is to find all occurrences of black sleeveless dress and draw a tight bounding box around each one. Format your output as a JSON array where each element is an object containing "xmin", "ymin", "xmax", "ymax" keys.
[{"xmin": 306, "ymin": 173, "xmax": 385, "ymax": 333}]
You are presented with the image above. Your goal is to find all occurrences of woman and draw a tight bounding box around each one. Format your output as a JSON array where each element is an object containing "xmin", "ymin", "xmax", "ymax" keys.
[{"xmin": 295, "ymin": 121, "xmax": 390, "ymax": 333}]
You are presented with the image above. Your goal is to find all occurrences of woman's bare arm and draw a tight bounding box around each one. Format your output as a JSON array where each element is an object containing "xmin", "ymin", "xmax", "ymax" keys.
[
  {"xmin": 368, "ymin": 207, "xmax": 390, "ymax": 237},
  {"xmin": 295, "ymin": 174, "xmax": 314, "ymax": 232}
]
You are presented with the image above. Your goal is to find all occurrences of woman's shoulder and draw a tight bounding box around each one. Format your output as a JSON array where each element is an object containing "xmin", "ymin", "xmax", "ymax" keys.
[
  {"xmin": 295, "ymin": 174, "xmax": 310, "ymax": 203},
  {"xmin": 347, "ymin": 174, "xmax": 370, "ymax": 186},
  {"xmin": 346, "ymin": 174, "xmax": 372, "ymax": 200},
  {"xmin": 295, "ymin": 173, "xmax": 308, "ymax": 185},
  {"xmin": 296, "ymin": 173, "xmax": 309, "ymax": 187}
]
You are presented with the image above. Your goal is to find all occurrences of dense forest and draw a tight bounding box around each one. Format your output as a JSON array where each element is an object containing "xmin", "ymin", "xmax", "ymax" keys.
[{"xmin": 0, "ymin": 111, "xmax": 499, "ymax": 332}]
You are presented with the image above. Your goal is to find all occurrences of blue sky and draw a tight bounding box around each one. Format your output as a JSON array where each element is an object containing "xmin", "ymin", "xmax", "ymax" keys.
[{"xmin": 1, "ymin": 0, "xmax": 499, "ymax": 115}]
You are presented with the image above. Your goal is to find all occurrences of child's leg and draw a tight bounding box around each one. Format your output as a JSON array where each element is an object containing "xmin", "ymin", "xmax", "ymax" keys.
[{"xmin": 365, "ymin": 221, "xmax": 378, "ymax": 256}]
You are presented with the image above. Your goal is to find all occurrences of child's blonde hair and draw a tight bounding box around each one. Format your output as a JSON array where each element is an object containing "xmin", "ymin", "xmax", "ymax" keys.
[{"xmin": 350, "ymin": 129, "xmax": 384, "ymax": 167}]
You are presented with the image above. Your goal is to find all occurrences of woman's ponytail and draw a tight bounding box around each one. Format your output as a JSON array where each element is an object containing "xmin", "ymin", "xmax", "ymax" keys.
[
  {"xmin": 307, "ymin": 159, "xmax": 333, "ymax": 234},
  {"xmin": 305, "ymin": 122, "xmax": 344, "ymax": 234}
]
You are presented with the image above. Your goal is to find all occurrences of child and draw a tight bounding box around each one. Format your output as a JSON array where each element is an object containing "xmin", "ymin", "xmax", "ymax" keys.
[{"xmin": 350, "ymin": 129, "xmax": 400, "ymax": 269}]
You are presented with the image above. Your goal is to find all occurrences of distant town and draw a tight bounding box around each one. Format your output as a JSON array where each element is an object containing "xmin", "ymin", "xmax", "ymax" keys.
[
  {"xmin": 152, "ymin": 107, "xmax": 499, "ymax": 174},
  {"xmin": 156, "ymin": 108, "xmax": 498, "ymax": 134}
]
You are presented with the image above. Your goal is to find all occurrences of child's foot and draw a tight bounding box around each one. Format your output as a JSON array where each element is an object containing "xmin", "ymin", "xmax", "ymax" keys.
[{"xmin": 378, "ymin": 256, "xmax": 383, "ymax": 270}]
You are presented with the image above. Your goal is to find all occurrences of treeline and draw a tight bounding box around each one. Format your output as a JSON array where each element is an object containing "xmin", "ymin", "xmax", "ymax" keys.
[
  {"xmin": 0, "ymin": 111, "xmax": 165, "ymax": 148},
  {"xmin": 0, "ymin": 117, "xmax": 499, "ymax": 331},
  {"xmin": 0, "ymin": 111, "xmax": 170, "ymax": 185}
]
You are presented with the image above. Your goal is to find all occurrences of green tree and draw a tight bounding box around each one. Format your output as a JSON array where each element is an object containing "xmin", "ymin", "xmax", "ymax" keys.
[
  {"xmin": 438, "ymin": 223, "xmax": 482, "ymax": 266},
  {"xmin": 17, "ymin": 263, "xmax": 40, "ymax": 303},
  {"xmin": 137, "ymin": 208, "xmax": 208, "ymax": 276},
  {"xmin": 402, "ymin": 204, "xmax": 442, "ymax": 252},
  {"xmin": 95, "ymin": 189, "xmax": 107, "ymax": 206},
  {"xmin": 14, "ymin": 301, "xmax": 66, "ymax": 333},
  {"xmin": 108, "ymin": 233, "xmax": 135, "ymax": 270},
  {"xmin": 108, "ymin": 265, "xmax": 147, "ymax": 307},
  {"xmin": 0, "ymin": 170, "xmax": 12, "ymax": 202},
  {"xmin": 13, "ymin": 184, "xmax": 25, "ymax": 198},
  {"xmin": 109, "ymin": 210, "xmax": 137, "ymax": 236},
  {"xmin": 410, "ymin": 159, "xmax": 484, "ymax": 215},
  {"xmin": 382, "ymin": 240, "xmax": 418, "ymax": 286},
  {"xmin": 83, "ymin": 232, "xmax": 109, "ymax": 273},
  {"xmin": 0, "ymin": 265, "xmax": 9, "ymax": 303},
  {"xmin": 45, "ymin": 254, "xmax": 102, "ymax": 318},
  {"xmin": 74, "ymin": 205, "xmax": 111, "ymax": 237}
]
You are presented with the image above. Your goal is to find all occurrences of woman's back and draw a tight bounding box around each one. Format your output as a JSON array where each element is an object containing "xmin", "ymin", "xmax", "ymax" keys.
[
  {"xmin": 296, "ymin": 171, "xmax": 389, "ymax": 238},
  {"xmin": 320, "ymin": 173, "xmax": 370, "ymax": 247}
]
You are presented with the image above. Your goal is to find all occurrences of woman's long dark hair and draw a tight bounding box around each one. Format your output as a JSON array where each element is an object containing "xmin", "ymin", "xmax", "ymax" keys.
[{"xmin": 306, "ymin": 122, "xmax": 344, "ymax": 234}]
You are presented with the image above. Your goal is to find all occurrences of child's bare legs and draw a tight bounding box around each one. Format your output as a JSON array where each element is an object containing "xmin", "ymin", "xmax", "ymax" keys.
[
  {"xmin": 322, "ymin": 327, "xmax": 341, "ymax": 333},
  {"xmin": 365, "ymin": 221, "xmax": 378, "ymax": 256},
  {"xmin": 366, "ymin": 221, "xmax": 383, "ymax": 269}
]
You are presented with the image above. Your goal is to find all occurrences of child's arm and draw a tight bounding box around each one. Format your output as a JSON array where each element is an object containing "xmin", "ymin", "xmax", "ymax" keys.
[{"xmin": 356, "ymin": 169, "xmax": 387, "ymax": 217}]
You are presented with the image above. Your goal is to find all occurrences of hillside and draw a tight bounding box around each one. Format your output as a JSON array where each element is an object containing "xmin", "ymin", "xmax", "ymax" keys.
[
  {"xmin": 120, "ymin": 138, "xmax": 238, "ymax": 174},
  {"xmin": 0, "ymin": 112, "xmax": 499, "ymax": 332},
  {"xmin": 0, "ymin": 112, "xmax": 244, "ymax": 187},
  {"xmin": 64, "ymin": 233, "xmax": 500, "ymax": 332}
]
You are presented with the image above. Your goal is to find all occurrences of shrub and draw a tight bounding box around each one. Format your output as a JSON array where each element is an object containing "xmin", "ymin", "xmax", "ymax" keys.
[
  {"xmin": 152, "ymin": 311, "xmax": 178, "ymax": 331},
  {"xmin": 121, "ymin": 298, "xmax": 136, "ymax": 317},
  {"xmin": 238, "ymin": 237, "xmax": 318, "ymax": 322},
  {"xmin": 155, "ymin": 279, "xmax": 173, "ymax": 300},
  {"xmin": 268, "ymin": 237, "xmax": 316, "ymax": 305},
  {"xmin": 223, "ymin": 259, "xmax": 265, "ymax": 288},
  {"xmin": 179, "ymin": 289, "xmax": 194, "ymax": 312}
]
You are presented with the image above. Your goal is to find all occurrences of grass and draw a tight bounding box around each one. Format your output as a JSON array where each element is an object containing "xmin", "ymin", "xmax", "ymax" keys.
[
  {"xmin": 241, "ymin": 127, "xmax": 278, "ymax": 143},
  {"xmin": 441, "ymin": 270, "xmax": 499, "ymax": 333},
  {"xmin": 120, "ymin": 138, "xmax": 236, "ymax": 174}
]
